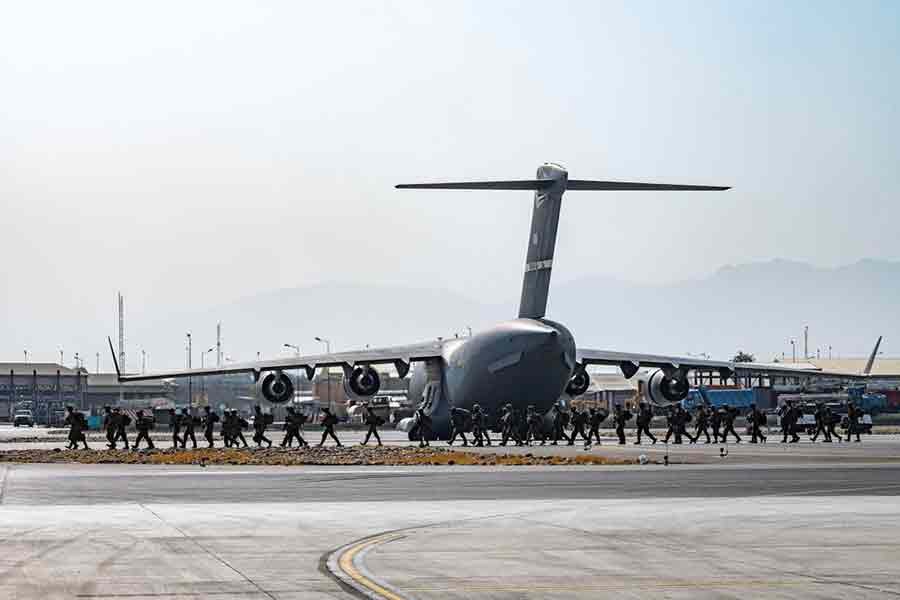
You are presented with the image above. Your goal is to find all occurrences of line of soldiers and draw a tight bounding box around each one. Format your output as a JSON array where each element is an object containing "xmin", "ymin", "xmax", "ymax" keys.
[{"xmin": 63, "ymin": 404, "xmax": 384, "ymax": 451}]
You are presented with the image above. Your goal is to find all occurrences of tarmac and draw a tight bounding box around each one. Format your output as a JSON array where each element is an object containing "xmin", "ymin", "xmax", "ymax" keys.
[{"xmin": 1, "ymin": 425, "xmax": 899, "ymax": 599}]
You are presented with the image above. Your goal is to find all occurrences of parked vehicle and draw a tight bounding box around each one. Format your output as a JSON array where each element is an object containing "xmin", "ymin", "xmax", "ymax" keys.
[{"xmin": 13, "ymin": 410, "xmax": 34, "ymax": 427}]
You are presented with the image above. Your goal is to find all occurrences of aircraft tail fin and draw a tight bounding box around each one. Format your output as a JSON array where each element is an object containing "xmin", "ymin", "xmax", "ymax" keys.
[
  {"xmin": 863, "ymin": 335, "xmax": 883, "ymax": 375},
  {"xmin": 396, "ymin": 164, "xmax": 729, "ymax": 319}
]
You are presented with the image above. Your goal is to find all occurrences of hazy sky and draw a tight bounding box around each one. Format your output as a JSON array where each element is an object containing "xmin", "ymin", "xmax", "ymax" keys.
[{"xmin": 2, "ymin": 1, "xmax": 898, "ymax": 366}]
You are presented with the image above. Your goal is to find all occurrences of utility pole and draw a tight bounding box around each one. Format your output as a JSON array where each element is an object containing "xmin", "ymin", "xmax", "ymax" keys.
[
  {"xmin": 803, "ymin": 325, "xmax": 809, "ymax": 360},
  {"xmin": 186, "ymin": 332, "xmax": 192, "ymax": 408},
  {"xmin": 790, "ymin": 339, "xmax": 796, "ymax": 364},
  {"xmin": 59, "ymin": 348, "xmax": 64, "ymax": 366},
  {"xmin": 96, "ymin": 352, "xmax": 100, "ymax": 374},
  {"xmin": 118, "ymin": 292, "xmax": 126, "ymax": 372},
  {"xmin": 23, "ymin": 350, "xmax": 28, "ymax": 364},
  {"xmin": 141, "ymin": 350, "xmax": 146, "ymax": 374},
  {"xmin": 216, "ymin": 322, "xmax": 222, "ymax": 367}
]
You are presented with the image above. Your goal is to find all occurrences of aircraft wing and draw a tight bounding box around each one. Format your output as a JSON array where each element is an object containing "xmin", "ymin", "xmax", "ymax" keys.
[
  {"xmin": 576, "ymin": 348, "xmax": 868, "ymax": 380},
  {"xmin": 109, "ymin": 337, "xmax": 444, "ymax": 383}
]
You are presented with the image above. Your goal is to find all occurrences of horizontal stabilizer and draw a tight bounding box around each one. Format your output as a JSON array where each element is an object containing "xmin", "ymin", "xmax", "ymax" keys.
[
  {"xmin": 396, "ymin": 180, "xmax": 553, "ymax": 190},
  {"xmin": 566, "ymin": 180, "xmax": 730, "ymax": 191},
  {"xmin": 397, "ymin": 179, "xmax": 729, "ymax": 192}
]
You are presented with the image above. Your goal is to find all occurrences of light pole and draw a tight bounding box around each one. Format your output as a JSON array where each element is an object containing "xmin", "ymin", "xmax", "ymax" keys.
[
  {"xmin": 96, "ymin": 352, "xmax": 100, "ymax": 374},
  {"xmin": 314, "ymin": 337, "xmax": 332, "ymax": 412},
  {"xmin": 790, "ymin": 339, "xmax": 796, "ymax": 364},
  {"xmin": 23, "ymin": 350, "xmax": 28, "ymax": 364},
  {"xmin": 284, "ymin": 344, "xmax": 301, "ymax": 403},
  {"xmin": 59, "ymin": 347, "xmax": 64, "ymax": 366},
  {"xmin": 186, "ymin": 332, "xmax": 192, "ymax": 408},
  {"xmin": 141, "ymin": 349, "xmax": 147, "ymax": 374},
  {"xmin": 201, "ymin": 347, "xmax": 215, "ymax": 402}
]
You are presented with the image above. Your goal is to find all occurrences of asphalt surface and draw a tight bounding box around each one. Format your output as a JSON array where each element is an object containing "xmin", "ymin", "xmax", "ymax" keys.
[{"xmin": 3, "ymin": 462, "xmax": 900, "ymax": 506}]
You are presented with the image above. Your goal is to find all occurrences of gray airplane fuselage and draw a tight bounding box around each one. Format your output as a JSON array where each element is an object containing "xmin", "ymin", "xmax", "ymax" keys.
[{"xmin": 407, "ymin": 317, "xmax": 577, "ymax": 434}]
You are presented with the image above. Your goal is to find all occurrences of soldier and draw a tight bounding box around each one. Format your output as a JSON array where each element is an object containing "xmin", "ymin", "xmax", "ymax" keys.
[
  {"xmin": 471, "ymin": 404, "xmax": 491, "ymax": 447},
  {"xmin": 361, "ymin": 403, "xmax": 384, "ymax": 446},
  {"xmin": 202, "ymin": 406, "xmax": 219, "ymax": 448},
  {"xmin": 499, "ymin": 404, "xmax": 516, "ymax": 446},
  {"xmin": 663, "ymin": 406, "xmax": 677, "ymax": 444},
  {"xmin": 65, "ymin": 406, "xmax": 89, "ymax": 450},
  {"xmin": 748, "ymin": 404, "xmax": 767, "ymax": 444},
  {"xmin": 588, "ymin": 406, "xmax": 606, "ymax": 445},
  {"xmin": 613, "ymin": 404, "xmax": 631, "ymax": 445},
  {"xmin": 317, "ymin": 407, "xmax": 342, "ymax": 447},
  {"xmin": 448, "ymin": 406, "xmax": 471, "ymax": 446},
  {"xmin": 252, "ymin": 405, "xmax": 273, "ymax": 448},
  {"xmin": 825, "ymin": 405, "xmax": 842, "ymax": 443},
  {"xmin": 634, "ymin": 401, "xmax": 657, "ymax": 445},
  {"xmin": 168, "ymin": 408, "xmax": 183, "ymax": 448},
  {"xmin": 103, "ymin": 406, "xmax": 117, "ymax": 449},
  {"xmin": 282, "ymin": 406, "xmax": 309, "ymax": 447},
  {"xmin": 221, "ymin": 409, "xmax": 235, "ymax": 447},
  {"xmin": 710, "ymin": 405, "xmax": 723, "ymax": 444},
  {"xmin": 692, "ymin": 404, "xmax": 711, "ymax": 444},
  {"xmin": 720, "ymin": 404, "xmax": 742, "ymax": 443},
  {"xmin": 549, "ymin": 404, "xmax": 571, "ymax": 445},
  {"xmin": 810, "ymin": 402, "xmax": 830, "ymax": 443},
  {"xmin": 113, "ymin": 407, "xmax": 131, "ymax": 450},
  {"xmin": 133, "ymin": 409, "xmax": 155, "ymax": 450},
  {"xmin": 568, "ymin": 406, "xmax": 589, "ymax": 445},
  {"xmin": 779, "ymin": 400, "xmax": 800, "ymax": 444},
  {"xmin": 181, "ymin": 407, "xmax": 198, "ymax": 449},
  {"xmin": 414, "ymin": 407, "xmax": 432, "ymax": 448},
  {"xmin": 846, "ymin": 401, "xmax": 862, "ymax": 443},
  {"xmin": 231, "ymin": 409, "xmax": 250, "ymax": 448}
]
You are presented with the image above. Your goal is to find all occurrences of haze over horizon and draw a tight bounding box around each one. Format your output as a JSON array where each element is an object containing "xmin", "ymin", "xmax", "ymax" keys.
[{"xmin": 2, "ymin": 1, "xmax": 898, "ymax": 368}]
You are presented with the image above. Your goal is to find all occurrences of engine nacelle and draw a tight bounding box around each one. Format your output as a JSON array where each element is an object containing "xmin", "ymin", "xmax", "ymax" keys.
[
  {"xmin": 257, "ymin": 371, "xmax": 294, "ymax": 404},
  {"xmin": 565, "ymin": 366, "xmax": 591, "ymax": 396},
  {"xmin": 646, "ymin": 368, "xmax": 689, "ymax": 404},
  {"xmin": 343, "ymin": 365, "xmax": 381, "ymax": 397}
]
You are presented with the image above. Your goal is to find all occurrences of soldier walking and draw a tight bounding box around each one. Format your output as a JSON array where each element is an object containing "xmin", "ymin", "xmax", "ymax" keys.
[
  {"xmin": 549, "ymin": 404, "xmax": 571, "ymax": 445},
  {"xmin": 499, "ymin": 404, "xmax": 517, "ymax": 446},
  {"xmin": 181, "ymin": 407, "xmax": 198, "ymax": 449},
  {"xmin": 693, "ymin": 404, "xmax": 711, "ymax": 444},
  {"xmin": 568, "ymin": 406, "xmax": 589, "ymax": 445},
  {"xmin": 810, "ymin": 403, "xmax": 830, "ymax": 442},
  {"xmin": 232, "ymin": 409, "xmax": 251, "ymax": 448},
  {"xmin": 202, "ymin": 406, "xmax": 219, "ymax": 448},
  {"xmin": 634, "ymin": 401, "xmax": 657, "ymax": 445},
  {"xmin": 65, "ymin": 406, "xmax": 89, "ymax": 450},
  {"xmin": 168, "ymin": 408, "xmax": 183, "ymax": 448},
  {"xmin": 748, "ymin": 404, "xmax": 767, "ymax": 444},
  {"xmin": 825, "ymin": 405, "xmax": 842, "ymax": 442},
  {"xmin": 779, "ymin": 400, "xmax": 801, "ymax": 443},
  {"xmin": 720, "ymin": 404, "xmax": 742, "ymax": 443},
  {"xmin": 113, "ymin": 407, "xmax": 131, "ymax": 450},
  {"xmin": 472, "ymin": 404, "xmax": 491, "ymax": 447},
  {"xmin": 846, "ymin": 401, "xmax": 862, "ymax": 443},
  {"xmin": 710, "ymin": 406, "xmax": 723, "ymax": 443},
  {"xmin": 612, "ymin": 404, "xmax": 631, "ymax": 445},
  {"xmin": 134, "ymin": 409, "xmax": 155, "ymax": 450},
  {"xmin": 281, "ymin": 406, "xmax": 308, "ymax": 447},
  {"xmin": 252, "ymin": 405, "xmax": 273, "ymax": 448},
  {"xmin": 361, "ymin": 404, "xmax": 383, "ymax": 446},
  {"xmin": 526, "ymin": 405, "xmax": 546, "ymax": 445},
  {"xmin": 317, "ymin": 407, "xmax": 342, "ymax": 447},
  {"xmin": 587, "ymin": 407, "xmax": 605, "ymax": 445},
  {"xmin": 414, "ymin": 407, "xmax": 432, "ymax": 448},
  {"xmin": 103, "ymin": 406, "xmax": 117, "ymax": 449},
  {"xmin": 448, "ymin": 406, "xmax": 471, "ymax": 446}
]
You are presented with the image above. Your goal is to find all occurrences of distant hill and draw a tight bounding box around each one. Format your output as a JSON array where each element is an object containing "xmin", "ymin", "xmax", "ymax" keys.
[
  {"xmin": 30, "ymin": 259, "xmax": 900, "ymax": 370},
  {"xmin": 550, "ymin": 258, "xmax": 898, "ymax": 360}
]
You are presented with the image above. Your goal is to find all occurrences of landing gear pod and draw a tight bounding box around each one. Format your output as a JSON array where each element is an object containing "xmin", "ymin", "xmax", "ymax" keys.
[
  {"xmin": 257, "ymin": 371, "xmax": 294, "ymax": 404},
  {"xmin": 344, "ymin": 365, "xmax": 381, "ymax": 397}
]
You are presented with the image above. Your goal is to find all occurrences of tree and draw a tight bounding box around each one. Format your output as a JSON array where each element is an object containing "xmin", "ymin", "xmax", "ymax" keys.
[{"xmin": 732, "ymin": 351, "xmax": 755, "ymax": 363}]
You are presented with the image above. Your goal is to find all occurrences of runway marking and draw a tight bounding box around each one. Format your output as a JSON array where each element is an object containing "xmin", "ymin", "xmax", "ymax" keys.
[
  {"xmin": 0, "ymin": 465, "xmax": 11, "ymax": 504},
  {"xmin": 138, "ymin": 504, "xmax": 277, "ymax": 600},
  {"xmin": 336, "ymin": 534, "xmax": 407, "ymax": 600}
]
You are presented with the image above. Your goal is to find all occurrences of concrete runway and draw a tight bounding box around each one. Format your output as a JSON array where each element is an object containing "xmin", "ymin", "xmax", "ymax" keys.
[{"xmin": 1, "ymin": 457, "xmax": 900, "ymax": 600}]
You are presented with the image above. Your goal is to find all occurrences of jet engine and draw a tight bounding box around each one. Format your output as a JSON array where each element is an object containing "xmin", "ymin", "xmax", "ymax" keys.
[
  {"xmin": 565, "ymin": 366, "xmax": 591, "ymax": 396},
  {"xmin": 645, "ymin": 368, "xmax": 690, "ymax": 405},
  {"xmin": 257, "ymin": 371, "xmax": 294, "ymax": 404},
  {"xmin": 343, "ymin": 365, "xmax": 381, "ymax": 397}
]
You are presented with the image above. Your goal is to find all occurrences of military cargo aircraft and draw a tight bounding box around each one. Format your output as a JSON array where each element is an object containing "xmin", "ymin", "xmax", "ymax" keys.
[{"xmin": 111, "ymin": 163, "xmax": 864, "ymax": 437}]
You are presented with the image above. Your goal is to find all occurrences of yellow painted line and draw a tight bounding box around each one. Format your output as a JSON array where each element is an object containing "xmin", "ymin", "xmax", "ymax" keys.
[{"xmin": 337, "ymin": 534, "xmax": 406, "ymax": 600}]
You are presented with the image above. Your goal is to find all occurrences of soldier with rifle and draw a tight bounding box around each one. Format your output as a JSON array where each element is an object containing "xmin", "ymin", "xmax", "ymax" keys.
[
  {"xmin": 361, "ymin": 403, "xmax": 384, "ymax": 446},
  {"xmin": 587, "ymin": 406, "xmax": 606, "ymax": 445},
  {"xmin": 168, "ymin": 408, "xmax": 183, "ymax": 448},
  {"xmin": 448, "ymin": 406, "xmax": 472, "ymax": 446},
  {"xmin": 709, "ymin": 405, "xmax": 723, "ymax": 443},
  {"xmin": 281, "ymin": 406, "xmax": 308, "ymax": 447},
  {"xmin": 810, "ymin": 402, "xmax": 830, "ymax": 443},
  {"xmin": 103, "ymin": 406, "xmax": 117, "ymax": 449},
  {"xmin": 231, "ymin": 409, "xmax": 250, "ymax": 448},
  {"xmin": 133, "ymin": 409, "xmax": 155, "ymax": 450},
  {"xmin": 253, "ymin": 405, "xmax": 273, "ymax": 448},
  {"xmin": 549, "ymin": 404, "xmax": 571, "ymax": 445},
  {"xmin": 748, "ymin": 404, "xmax": 767, "ymax": 444},
  {"xmin": 181, "ymin": 407, "xmax": 198, "ymax": 449},
  {"xmin": 825, "ymin": 405, "xmax": 842, "ymax": 443},
  {"xmin": 846, "ymin": 401, "xmax": 862, "ymax": 443},
  {"xmin": 414, "ymin": 406, "xmax": 433, "ymax": 448},
  {"xmin": 471, "ymin": 404, "xmax": 491, "ymax": 447},
  {"xmin": 720, "ymin": 404, "xmax": 742, "ymax": 443},
  {"xmin": 568, "ymin": 406, "xmax": 589, "ymax": 446},
  {"xmin": 634, "ymin": 401, "xmax": 657, "ymax": 445},
  {"xmin": 202, "ymin": 405, "xmax": 219, "ymax": 448},
  {"xmin": 612, "ymin": 403, "xmax": 631, "ymax": 445},
  {"xmin": 65, "ymin": 406, "xmax": 89, "ymax": 450},
  {"xmin": 317, "ymin": 407, "xmax": 342, "ymax": 447},
  {"xmin": 526, "ymin": 405, "xmax": 546, "ymax": 445},
  {"xmin": 692, "ymin": 404, "xmax": 711, "ymax": 444}
]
